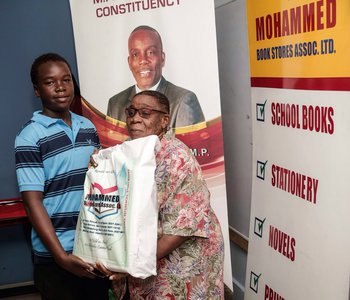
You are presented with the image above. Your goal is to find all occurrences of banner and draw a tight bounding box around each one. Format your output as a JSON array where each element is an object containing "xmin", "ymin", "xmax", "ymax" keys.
[
  {"xmin": 69, "ymin": 0, "xmax": 232, "ymax": 289},
  {"xmin": 246, "ymin": 0, "xmax": 350, "ymax": 299}
]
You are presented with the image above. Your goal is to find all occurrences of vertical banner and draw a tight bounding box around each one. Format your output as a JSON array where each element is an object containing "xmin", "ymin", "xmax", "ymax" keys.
[
  {"xmin": 69, "ymin": 0, "xmax": 232, "ymax": 289},
  {"xmin": 246, "ymin": 0, "xmax": 350, "ymax": 299}
]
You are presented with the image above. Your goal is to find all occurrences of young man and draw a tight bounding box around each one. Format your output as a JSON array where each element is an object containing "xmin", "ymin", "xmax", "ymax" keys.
[{"xmin": 15, "ymin": 53, "xmax": 110, "ymax": 300}]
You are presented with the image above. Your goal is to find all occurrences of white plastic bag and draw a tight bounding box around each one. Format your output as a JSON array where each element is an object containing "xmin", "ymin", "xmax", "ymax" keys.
[{"xmin": 73, "ymin": 135, "xmax": 159, "ymax": 278}]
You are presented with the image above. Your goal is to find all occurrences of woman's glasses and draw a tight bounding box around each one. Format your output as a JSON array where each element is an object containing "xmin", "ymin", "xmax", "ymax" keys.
[{"xmin": 125, "ymin": 107, "xmax": 168, "ymax": 119}]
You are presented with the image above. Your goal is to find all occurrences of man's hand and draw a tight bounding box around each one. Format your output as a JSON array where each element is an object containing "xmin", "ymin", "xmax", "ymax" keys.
[{"xmin": 56, "ymin": 253, "xmax": 95, "ymax": 279}]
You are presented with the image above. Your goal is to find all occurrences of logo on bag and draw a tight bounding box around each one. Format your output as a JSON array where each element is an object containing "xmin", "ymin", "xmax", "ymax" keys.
[{"xmin": 84, "ymin": 183, "xmax": 121, "ymax": 219}]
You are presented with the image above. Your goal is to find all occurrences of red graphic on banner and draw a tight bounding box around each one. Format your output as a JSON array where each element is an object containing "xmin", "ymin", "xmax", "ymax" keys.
[{"xmin": 81, "ymin": 98, "xmax": 225, "ymax": 173}]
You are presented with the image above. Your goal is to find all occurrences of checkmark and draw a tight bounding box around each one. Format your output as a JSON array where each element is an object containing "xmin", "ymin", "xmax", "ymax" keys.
[
  {"xmin": 254, "ymin": 217, "xmax": 266, "ymax": 238},
  {"xmin": 250, "ymin": 271, "xmax": 262, "ymax": 293},
  {"xmin": 256, "ymin": 100, "xmax": 267, "ymax": 122},
  {"xmin": 256, "ymin": 160, "xmax": 268, "ymax": 180}
]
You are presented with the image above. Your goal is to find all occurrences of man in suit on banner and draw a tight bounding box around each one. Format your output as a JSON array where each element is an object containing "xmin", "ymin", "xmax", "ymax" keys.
[{"xmin": 107, "ymin": 25, "xmax": 205, "ymax": 128}]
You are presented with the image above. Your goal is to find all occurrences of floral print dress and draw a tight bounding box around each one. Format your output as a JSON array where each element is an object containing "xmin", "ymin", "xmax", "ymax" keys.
[{"xmin": 128, "ymin": 131, "xmax": 224, "ymax": 299}]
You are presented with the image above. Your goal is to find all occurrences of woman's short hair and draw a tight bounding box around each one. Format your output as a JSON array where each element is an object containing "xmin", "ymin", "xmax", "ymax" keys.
[{"xmin": 133, "ymin": 90, "xmax": 170, "ymax": 114}]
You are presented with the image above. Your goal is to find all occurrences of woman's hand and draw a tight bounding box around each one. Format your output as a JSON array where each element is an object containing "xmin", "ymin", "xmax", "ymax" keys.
[
  {"xmin": 95, "ymin": 261, "xmax": 127, "ymax": 281},
  {"xmin": 88, "ymin": 148, "xmax": 100, "ymax": 168},
  {"xmin": 95, "ymin": 262, "xmax": 128, "ymax": 298}
]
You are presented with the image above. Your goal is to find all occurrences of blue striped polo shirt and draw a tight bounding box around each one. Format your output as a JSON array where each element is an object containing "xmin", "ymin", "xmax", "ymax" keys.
[{"xmin": 15, "ymin": 111, "xmax": 100, "ymax": 262}]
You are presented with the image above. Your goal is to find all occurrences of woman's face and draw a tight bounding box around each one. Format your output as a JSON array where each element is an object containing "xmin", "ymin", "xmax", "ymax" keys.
[{"xmin": 126, "ymin": 94, "xmax": 169, "ymax": 139}]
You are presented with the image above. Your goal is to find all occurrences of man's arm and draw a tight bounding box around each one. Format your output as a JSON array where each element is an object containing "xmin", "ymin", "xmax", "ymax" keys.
[{"xmin": 22, "ymin": 191, "xmax": 95, "ymax": 278}]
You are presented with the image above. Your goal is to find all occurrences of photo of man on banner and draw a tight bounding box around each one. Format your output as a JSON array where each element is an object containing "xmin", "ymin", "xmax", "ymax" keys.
[
  {"xmin": 107, "ymin": 25, "xmax": 205, "ymax": 128},
  {"xmin": 69, "ymin": 1, "xmax": 222, "ymax": 126}
]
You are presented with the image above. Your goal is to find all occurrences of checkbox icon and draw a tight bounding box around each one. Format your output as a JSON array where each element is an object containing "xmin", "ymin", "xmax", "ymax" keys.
[
  {"xmin": 256, "ymin": 160, "xmax": 268, "ymax": 180},
  {"xmin": 254, "ymin": 217, "xmax": 266, "ymax": 238},
  {"xmin": 256, "ymin": 100, "xmax": 267, "ymax": 122},
  {"xmin": 250, "ymin": 271, "xmax": 261, "ymax": 293}
]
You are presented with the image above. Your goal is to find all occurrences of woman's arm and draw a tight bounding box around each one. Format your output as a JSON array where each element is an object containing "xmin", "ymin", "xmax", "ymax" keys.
[{"xmin": 157, "ymin": 234, "xmax": 189, "ymax": 260}]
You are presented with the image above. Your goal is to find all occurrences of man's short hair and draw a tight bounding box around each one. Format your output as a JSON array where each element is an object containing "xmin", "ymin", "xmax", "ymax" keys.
[
  {"xmin": 133, "ymin": 90, "xmax": 170, "ymax": 114},
  {"xmin": 130, "ymin": 25, "xmax": 163, "ymax": 50},
  {"xmin": 30, "ymin": 53, "xmax": 71, "ymax": 85}
]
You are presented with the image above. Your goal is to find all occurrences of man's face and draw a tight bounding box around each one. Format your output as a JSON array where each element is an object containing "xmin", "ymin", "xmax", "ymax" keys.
[
  {"xmin": 34, "ymin": 61, "xmax": 74, "ymax": 118},
  {"xmin": 128, "ymin": 29, "xmax": 165, "ymax": 90},
  {"xmin": 126, "ymin": 94, "xmax": 169, "ymax": 140}
]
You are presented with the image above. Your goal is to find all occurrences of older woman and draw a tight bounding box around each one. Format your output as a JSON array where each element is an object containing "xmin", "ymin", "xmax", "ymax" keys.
[{"xmin": 99, "ymin": 90, "xmax": 224, "ymax": 299}]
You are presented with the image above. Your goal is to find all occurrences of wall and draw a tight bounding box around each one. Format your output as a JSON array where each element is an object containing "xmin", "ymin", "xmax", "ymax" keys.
[
  {"xmin": 0, "ymin": 1, "xmax": 253, "ymax": 298},
  {"xmin": 0, "ymin": 0, "xmax": 79, "ymax": 287},
  {"xmin": 215, "ymin": 0, "xmax": 252, "ymax": 298}
]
